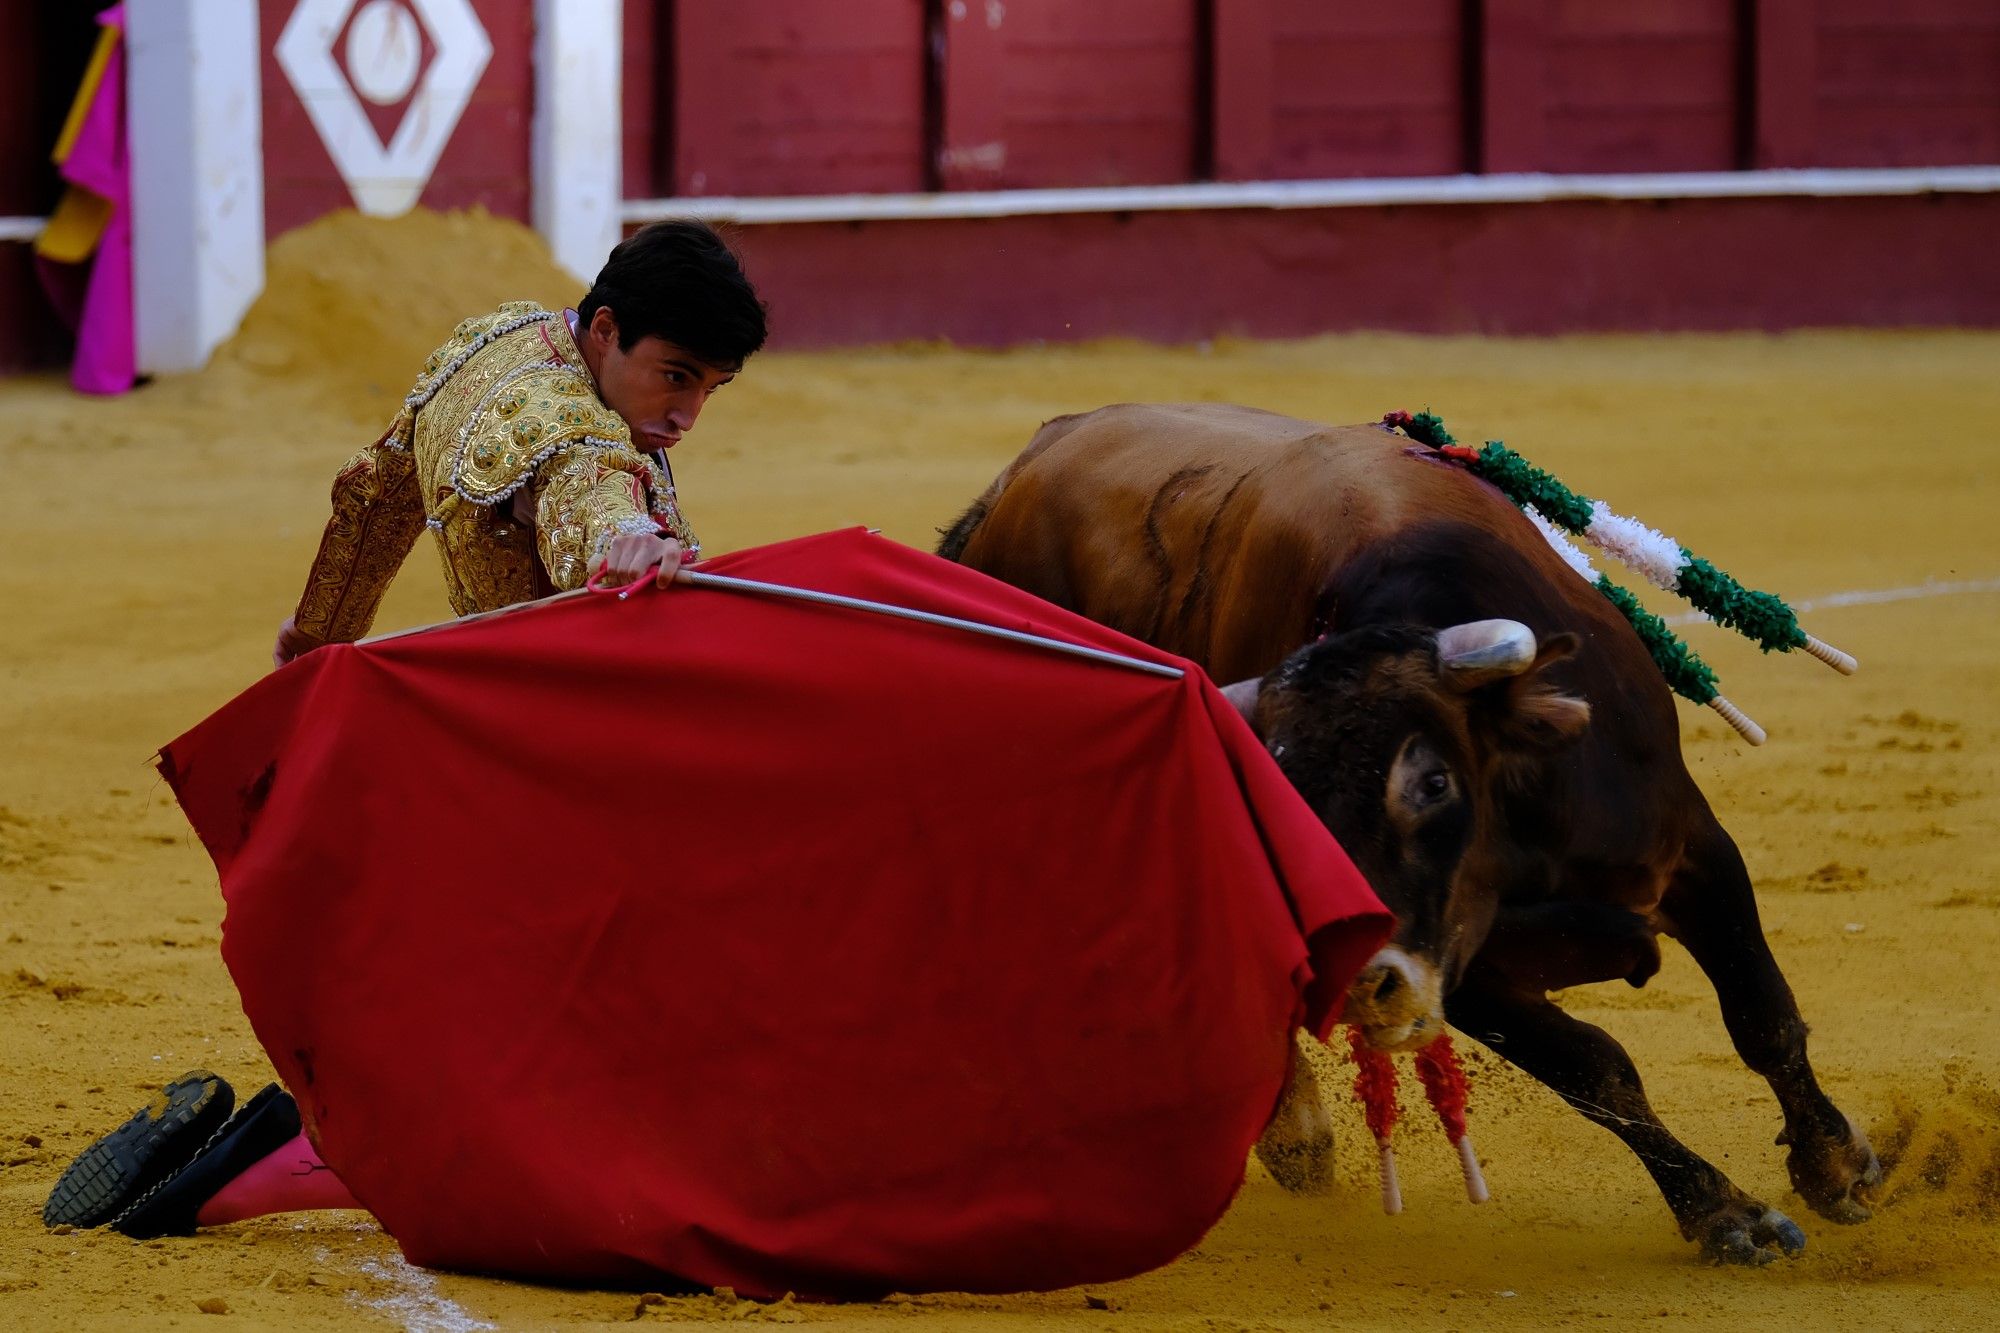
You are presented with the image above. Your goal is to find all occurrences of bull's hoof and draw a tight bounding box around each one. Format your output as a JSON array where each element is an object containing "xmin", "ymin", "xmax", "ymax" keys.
[
  {"xmin": 1694, "ymin": 1201, "xmax": 1807, "ymax": 1266},
  {"xmin": 1254, "ymin": 1132, "xmax": 1335, "ymax": 1195},
  {"xmin": 1782, "ymin": 1116, "xmax": 1883, "ymax": 1224}
]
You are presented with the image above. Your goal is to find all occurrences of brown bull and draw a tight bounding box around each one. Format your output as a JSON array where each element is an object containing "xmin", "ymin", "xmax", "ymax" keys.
[{"xmin": 940, "ymin": 403, "xmax": 1880, "ymax": 1265}]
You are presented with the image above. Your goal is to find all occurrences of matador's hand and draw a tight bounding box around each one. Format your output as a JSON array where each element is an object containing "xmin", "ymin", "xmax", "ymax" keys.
[
  {"xmin": 273, "ymin": 616, "xmax": 326, "ymax": 669},
  {"xmin": 598, "ymin": 533, "xmax": 687, "ymax": 590}
]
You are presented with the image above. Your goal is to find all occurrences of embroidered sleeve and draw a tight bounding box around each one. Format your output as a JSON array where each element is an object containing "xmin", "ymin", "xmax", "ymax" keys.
[
  {"xmin": 292, "ymin": 420, "xmax": 426, "ymax": 643},
  {"xmin": 532, "ymin": 442, "xmax": 663, "ymax": 591}
]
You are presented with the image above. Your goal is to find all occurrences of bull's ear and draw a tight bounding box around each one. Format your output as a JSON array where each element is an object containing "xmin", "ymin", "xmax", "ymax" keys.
[
  {"xmin": 1219, "ymin": 677, "xmax": 1262, "ymax": 727},
  {"xmin": 1530, "ymin": 631, "xmax": 1580, "ymax": 668},
  {"xmin": 1497, "ymin": 634, "xmax": 1590, "ymax": 749}
]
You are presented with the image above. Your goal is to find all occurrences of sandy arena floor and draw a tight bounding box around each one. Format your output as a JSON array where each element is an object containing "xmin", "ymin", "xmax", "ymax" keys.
[{"xmin": 1, "ymin": 212, "xmax": 1996, "ymax": 1330}]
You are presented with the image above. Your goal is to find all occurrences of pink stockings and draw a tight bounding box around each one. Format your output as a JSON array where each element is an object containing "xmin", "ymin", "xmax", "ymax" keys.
[{"xmin": 194, "ymin": 1132, "xmax": 362, "ymax": 1227}]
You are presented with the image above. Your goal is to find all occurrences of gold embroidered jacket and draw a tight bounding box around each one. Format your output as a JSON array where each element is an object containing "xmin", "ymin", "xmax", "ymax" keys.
[{"xmin": 292, "ymin": 302, "xmax": 697, "ymax": 644}]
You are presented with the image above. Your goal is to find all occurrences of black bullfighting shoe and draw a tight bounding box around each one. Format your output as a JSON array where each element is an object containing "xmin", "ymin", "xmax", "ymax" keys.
[
  {"xmin": 112, "ymin": 1082, "xmax": 302, "ymax": 1240},
  {"xmin": 43, "ymin": 1071, "xmax": 236, "ymax": 1229}
]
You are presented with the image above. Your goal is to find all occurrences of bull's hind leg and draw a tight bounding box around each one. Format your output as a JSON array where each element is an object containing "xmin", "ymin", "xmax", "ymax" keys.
[
  {"xmin": 1447, "ymin": 978, "xmax": 1806, "ymax": 1265},
  {"xmin": 1254, "ymin": 1033, "xmax": 1336, "ymax": 1194},
  {"xmin": 1662, "ymin": 821, "xmax": 1883, "ymax": 1223}
]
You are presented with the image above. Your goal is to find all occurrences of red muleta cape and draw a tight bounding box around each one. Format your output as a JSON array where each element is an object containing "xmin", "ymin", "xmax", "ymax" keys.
[{"xmin": 160, "ymin": 529, "xmax": 1388, "ymax": 1298}]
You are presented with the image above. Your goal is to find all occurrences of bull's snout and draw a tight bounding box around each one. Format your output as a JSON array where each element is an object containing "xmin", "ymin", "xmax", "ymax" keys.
[{"xmin": 1344, "ymin": 946, "xmax": 1444, "ymax": 1053}]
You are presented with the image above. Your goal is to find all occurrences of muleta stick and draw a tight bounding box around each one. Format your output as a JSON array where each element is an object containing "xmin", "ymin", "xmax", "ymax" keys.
[{"xmin": 583, "ymin": 564, "xmax": 1186, "ymax": 680}]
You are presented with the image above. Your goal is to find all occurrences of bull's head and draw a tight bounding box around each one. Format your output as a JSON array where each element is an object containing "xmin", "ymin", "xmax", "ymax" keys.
[{"xmin": 1224, "ymin": 620, "xmax": 1589, "ymax": 1050}]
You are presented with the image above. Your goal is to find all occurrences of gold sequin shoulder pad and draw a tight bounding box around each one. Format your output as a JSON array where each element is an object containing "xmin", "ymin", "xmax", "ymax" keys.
[
  {"xmin": 452, "ymin": 363, "xmax": 640, "ymax": 506},
  {"xmin": 404, "ymin": 301, "xmax": 557, "ymax": 413}
]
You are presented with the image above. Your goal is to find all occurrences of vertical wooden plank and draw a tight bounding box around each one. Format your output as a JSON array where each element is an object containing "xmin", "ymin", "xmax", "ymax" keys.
[
  {"xmin": 1751, "ymin": 0, "xmax": 1816, "ymax": 167},
  {"xmin": 1211, "ymin": 0, "xmax": 1274, "ymax": 180},
  {"xmin": 981, "ymin": 0, "xmax": 1201, "ymax": 188},
  {"xmin": 1480, "ymin": 0, "xmax": 1548, "ymax": 172},
  {"xmin": 621, "ymin": 0, "xmax": 659, "ymax": 200},
  {"xmin": 665, "ymin": 1, "xmax": 930, "ymax": 198},
  {"xmin": 672, "ymin": 0, "xmax": 735, "ymax": 195},
  {"xmin": 1264, "ymin": 0, "xmax": 1468, "ymax": 179},
  {"xmin": 937, "ymin": 0, "xmax": 1009, "ymax": 189},
  {"xmin": 1536, "ymin": 0, "xmax": 1740, "ymax": 174}
]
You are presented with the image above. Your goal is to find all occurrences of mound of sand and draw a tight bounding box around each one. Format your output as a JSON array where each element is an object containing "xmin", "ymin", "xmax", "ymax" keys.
[{"xmin": 203, "ymin": 208, "xmax": 583, "ymax": 411}]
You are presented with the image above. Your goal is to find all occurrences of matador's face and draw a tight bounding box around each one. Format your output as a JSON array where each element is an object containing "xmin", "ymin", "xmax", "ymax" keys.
[{"xmin": 580, "ymin": 307, "xmax": 737, "ymax": 455}]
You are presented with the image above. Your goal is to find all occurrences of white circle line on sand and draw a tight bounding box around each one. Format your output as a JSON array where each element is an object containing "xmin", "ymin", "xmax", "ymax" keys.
[{"xmin": 1663, "ymin": 577, "xmax": 2000, "ymax": 628}]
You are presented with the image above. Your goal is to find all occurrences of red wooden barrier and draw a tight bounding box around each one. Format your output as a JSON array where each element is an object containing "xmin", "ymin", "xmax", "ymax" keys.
[
  {"xmin": 1751, "ymin": 0, "xmax": 1817, "ymax": 168},
  {"xmin": 939, "ymin": 0, "xmax": 1202, "ymax": 189},
  {"xmin": 660, "ymin": 0, "xmax": 928, "ymax": 198},
  {"xmin": 622, "ymin": 0, "xmax": 666, "ymax": 201},
  {"xmin": 1264, "ymin": 0, "xmax": 1468, "ymax": 179},
  {"xmin": 1539, "ymin": 0, "xmax": 1740, "ymax": 173},
  {"xmin": 722, "ymin": 192, "xmax": 2000, "ymax": 347},
  {"xmin": 1812, "ymin": 0, "xmax": 2000, "ymax": 166},
  {"xmin": 1209, "ymin": 0, "xmax": 1274, "ymax": 180},
  {"xmin": 1485, "ymin": 0, "xmax": 1740, "ymax": 174}
]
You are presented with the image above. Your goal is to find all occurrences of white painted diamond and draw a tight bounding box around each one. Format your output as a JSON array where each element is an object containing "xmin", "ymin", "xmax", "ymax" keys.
[
  {"xmin": 346, "ymin": 0, "xmax": 423, "ymax": 106},
  {"xmin": 277, "ymin": 0, "xmax": 492, "ymax": 217}
]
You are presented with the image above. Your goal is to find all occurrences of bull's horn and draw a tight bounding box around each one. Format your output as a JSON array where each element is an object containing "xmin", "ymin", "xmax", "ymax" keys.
[
  {"xmin": 1436, "ymin": 619, "xmax": 1538, "ymax": 690},
  {"xmin": 1219, "ymin": 677, "xmax": 1261, "ymax": 723}
]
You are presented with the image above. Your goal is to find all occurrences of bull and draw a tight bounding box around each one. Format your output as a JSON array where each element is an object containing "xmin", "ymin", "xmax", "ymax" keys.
[{"xmin": 939, "ymin": 402, "xmax": 1880, "ymax": 1265}]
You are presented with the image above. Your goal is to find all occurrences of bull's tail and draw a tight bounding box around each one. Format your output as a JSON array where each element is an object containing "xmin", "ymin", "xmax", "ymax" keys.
[{"xmin": 935, "ymin": 411, "xmax": 1094, "ymax": 562}]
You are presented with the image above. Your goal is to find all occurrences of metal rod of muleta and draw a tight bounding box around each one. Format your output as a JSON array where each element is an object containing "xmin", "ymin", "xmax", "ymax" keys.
[
  {"xmin": 671, "ymin": 569, "xmax": 1187, "ymax": 680},
  {"xmin": 365, "ymin": 565, "xmax": 1191, "ymax": 689}
]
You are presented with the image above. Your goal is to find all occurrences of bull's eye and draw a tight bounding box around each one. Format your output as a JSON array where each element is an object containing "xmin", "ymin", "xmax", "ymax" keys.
[
  {"xmin": 1414, "ymin": 768, "xmax": 1452, "ymax": 807},
  {"xmin": 1386, "ymin": 735, "xmax": 1459, "ymax": 826}
]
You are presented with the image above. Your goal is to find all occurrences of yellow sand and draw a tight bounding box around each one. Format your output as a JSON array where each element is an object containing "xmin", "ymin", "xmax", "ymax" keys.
[{"xmin": 2, "ymin": 210, "xmax": 1996, "ymax": 1330}]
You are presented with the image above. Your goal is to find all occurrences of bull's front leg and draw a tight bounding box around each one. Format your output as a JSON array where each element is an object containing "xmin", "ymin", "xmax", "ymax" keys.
[
  {"xmin": 1663, "ymin": 824, "xmax": 1882, "ymax": 1224},
  {"xmin": 1254, "ymin": 1031, "xmax": 1335, "ymax": 1194},
  {"xmin": 1446, "ymin": 977, "xmax": 1807, "ymax": 1265}
]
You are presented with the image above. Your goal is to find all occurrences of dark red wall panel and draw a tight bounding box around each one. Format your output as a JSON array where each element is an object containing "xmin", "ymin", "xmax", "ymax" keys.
[
  {"xmin": 669, "ymin": 0, "xmax": 928, "ymax": 198},
  {"xmin": 1812, "ymin": 0, "xmax": 2000, "ymax": 166},
  {"xmin": 259, "ymin": 0, "xmax": 533, "ymax": 237},
  {"xmin": 622, "ymin": 0, "xmax": 665, "ymax": 200},
  {"xmin": 1538, "ymin": 0, "xmax": 1742, "ymax": 173},
  {"xmin": 942, "ymin": 0, "xmax": 1202, "ymax": 190},
  {"xmin": 1265, "ymin": 1, "xmax": 1468, "ymax": 179},
  {"xmin": 714, "ymin": 193, "xmax": 2000, "ymax": 348}
]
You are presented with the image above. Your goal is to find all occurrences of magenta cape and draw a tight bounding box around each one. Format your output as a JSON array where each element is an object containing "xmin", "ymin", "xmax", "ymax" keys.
[{"xmin": 161, "ymin": 530, "xmax": 1389, "ymax": 1298}]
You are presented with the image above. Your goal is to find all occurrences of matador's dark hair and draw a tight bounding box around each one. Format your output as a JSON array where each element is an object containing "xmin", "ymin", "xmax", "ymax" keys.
[{"xmin": 577, "ymin": 219, "xmax": 768, "ymax": 369}]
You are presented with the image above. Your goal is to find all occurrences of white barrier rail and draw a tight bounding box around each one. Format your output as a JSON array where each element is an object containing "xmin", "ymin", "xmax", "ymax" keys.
[{"xmin": 624, "ymin": 166, "xmax": 2000, "ymax": 227}]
